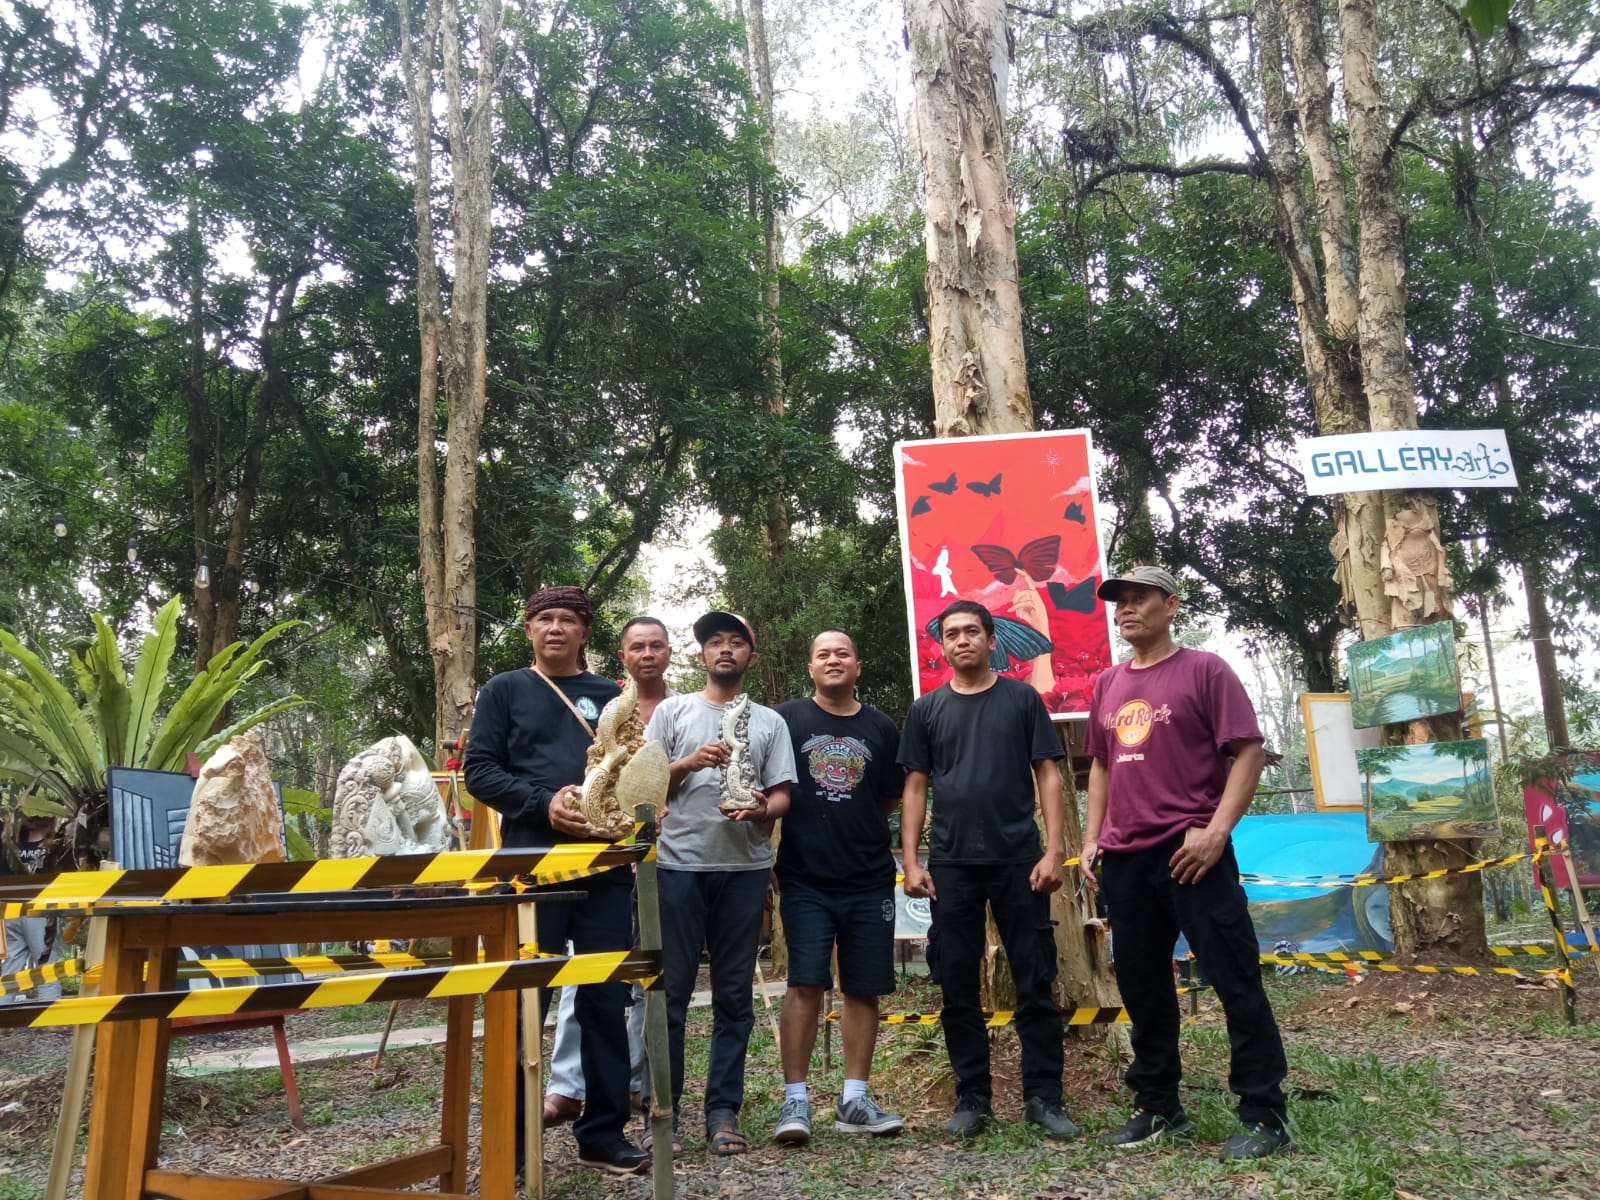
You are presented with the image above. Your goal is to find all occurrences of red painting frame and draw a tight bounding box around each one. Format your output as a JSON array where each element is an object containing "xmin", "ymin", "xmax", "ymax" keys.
[{"xmin": 893, "ymin": 430, "xmax": 1117, "ymax": 720}]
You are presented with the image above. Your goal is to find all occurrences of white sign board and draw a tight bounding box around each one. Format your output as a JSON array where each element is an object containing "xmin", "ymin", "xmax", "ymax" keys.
[{"xmin": 1296, "ymin": 429, "xmax": 1518, "ymax": 495}]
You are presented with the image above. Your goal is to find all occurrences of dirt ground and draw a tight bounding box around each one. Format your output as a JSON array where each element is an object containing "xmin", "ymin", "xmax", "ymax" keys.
[{"xmin": 3, "ymin": 971, "xmax": 1599, "ymax": 1199}]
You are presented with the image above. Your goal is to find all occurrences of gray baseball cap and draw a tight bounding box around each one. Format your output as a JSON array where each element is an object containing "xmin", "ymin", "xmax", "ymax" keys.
[{"xmin": 1096, "ymin": 565, "xmax": 1180, "ymax": 601}]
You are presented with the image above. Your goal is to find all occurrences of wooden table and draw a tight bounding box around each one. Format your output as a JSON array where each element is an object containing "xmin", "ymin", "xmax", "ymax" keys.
[{"xmin": 79, "ymin": 888, "xmax": 564, "ymax": 1200}]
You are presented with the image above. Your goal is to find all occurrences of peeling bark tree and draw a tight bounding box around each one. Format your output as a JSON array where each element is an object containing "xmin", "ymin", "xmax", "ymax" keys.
[
  {"xmin": 906, "ymin": 0, "xmax": 1034, "ymax": 436},
  {"xmin": 400, "ymin": 0, "xmax": 502, "ymax": 753},
  {"xmin": 905, "ymin": 0, "xmax": 1120, "ymax": 1017}
]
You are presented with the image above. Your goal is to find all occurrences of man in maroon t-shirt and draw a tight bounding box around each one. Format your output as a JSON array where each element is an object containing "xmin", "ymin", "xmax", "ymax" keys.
[{"xmin": 1080, "ymin": 566, "xmax": 1290, "ymax": 1161}]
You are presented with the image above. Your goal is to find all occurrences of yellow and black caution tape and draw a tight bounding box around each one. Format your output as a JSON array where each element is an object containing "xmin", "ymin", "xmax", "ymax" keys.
[
  {"xmin": 0, "ymin": 948, "xmax": 662, "ymax": 1030},
  {"xmin": 826, "ymin": 991, "xmax": 1208, "ymax": 1030},
  {"xmin": 1239, "ymin": 848, "xmax": 1544, "ymax": 889},
  {"xmin": 895, "ymin": 849, "xmax": 1543, "ymax": 890},
  {"xmin": 0, "ymin": 840, "xmax": 651, "ymax": 918},
  {"xmin": 0, "ymin": 957, "xmax": 83, "ymax": 995},
  {"xmin": 1260, "ymin": 944, "xmax": 1580, "ymax": 967},
  {"xmin": 1261, "ymin": 953, "xmax": 1572, "ymax": 982}
]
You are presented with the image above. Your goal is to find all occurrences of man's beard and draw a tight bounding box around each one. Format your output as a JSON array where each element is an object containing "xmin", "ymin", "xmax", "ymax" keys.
[{"xmin": 708, "ymin": 660, "xmax": 746, "ymax": 683}]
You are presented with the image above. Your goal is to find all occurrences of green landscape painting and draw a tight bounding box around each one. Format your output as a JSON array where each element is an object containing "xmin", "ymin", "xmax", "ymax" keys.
[
  {"xmin": 1346, "ymin": 621, "xmax": 1462, "ymax": 729},
  {"xmin": 1359, "ymin": 738, "xmax": 1499, "ymax": 842}
]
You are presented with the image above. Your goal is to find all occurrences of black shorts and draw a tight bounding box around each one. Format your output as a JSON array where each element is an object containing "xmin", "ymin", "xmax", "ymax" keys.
[{"xmin": 778, "ymin": 878, "xmax": 896, "ymax": 997}]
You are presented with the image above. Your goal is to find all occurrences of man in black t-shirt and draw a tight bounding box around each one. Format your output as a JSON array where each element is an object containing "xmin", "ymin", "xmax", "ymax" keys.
[
  {"xmin": 464, "ymin": 586, "xmax": 648, "ymax": 1177},
  {"xmin": 771, "ymin": 631, "xmax": 906, "ymax": 1145},
  {"xmin": 899, "ymin": 600, "xmax": 1078, "ymax": 1141}
]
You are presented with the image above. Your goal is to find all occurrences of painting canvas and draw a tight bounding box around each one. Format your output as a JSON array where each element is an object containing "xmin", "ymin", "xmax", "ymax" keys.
[
  {"xmin": 893, "ymin": 430, "xmax": 1115, "ymax": 719},
  {"xmin": 1346, "ymin": 621, "xmax": 1462, "ymax": 729},
  {"xmin": 1359, "ymin": 738, "xmax": 1499, "ymax": 841},
  {"xmin": 1300, "ymin": 693, "xmax": 1382, "ymax": 810},
  {"xmin": 1523, "ymin": 769, "xmax": 1600, "ymax": 889},
  {"xmin": 1175, "ymin": 812, "xmax": 1392, "ymax": 954}
]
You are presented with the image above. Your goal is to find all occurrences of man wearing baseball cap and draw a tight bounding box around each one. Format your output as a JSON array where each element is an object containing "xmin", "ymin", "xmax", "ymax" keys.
[
  {"xmin": 1079, "ymin": 566, "xmax": 1289, "ymax": 1159},
  {"xmin": 464, "ymin": 586, "xmax": 648, "ymax": 1175},
  {"xmin": 643, "ymin": 610, "xmax": 796, "ymax": 1156}
]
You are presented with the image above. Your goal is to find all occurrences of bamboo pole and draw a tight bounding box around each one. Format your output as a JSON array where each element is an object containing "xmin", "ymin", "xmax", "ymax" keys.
[
  {"xmin": 1533, "ymin": 829, "xmax": 1578, "ymax": 1026},
  {"xmin": 634, "ymin": 804, "xmax": 675, "ymax": 1200}
]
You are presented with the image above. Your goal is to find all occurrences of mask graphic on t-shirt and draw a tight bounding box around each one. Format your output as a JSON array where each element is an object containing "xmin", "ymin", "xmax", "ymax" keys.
[
  {"xmin": 576, "ymin": 697, "xmax": 600, "ymax": 721},
  {"xmin": 802, "ymin": 733, "xmax": 869, "ymax": 798},
  {"xmin": 1104, "ymin": 698, "xmax": 1172, "ymax": 748}
]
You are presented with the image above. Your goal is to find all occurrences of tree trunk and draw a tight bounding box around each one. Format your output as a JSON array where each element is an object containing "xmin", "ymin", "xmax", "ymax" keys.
[
  {"xmin": 907, "ymin": 0, "xmax": 1118, "ymax": 1018},
  {"xmin": 1524, "ymin": 558, "xmax": 1569, "ymax": 751},
  {"xmin": 906, "ymin": 0, "xmax": 1033, "ymax": 435},
  {"xmin": 401, "ymin": 0, "xmax": 501, "ymax": 754},
  {"xmin": 185, "ymin": 184, "xmax": 216, "ymax": 659},
  {"xmin": 1335, "ymin": 0, "xmax": 1482, "ymax": 958}
]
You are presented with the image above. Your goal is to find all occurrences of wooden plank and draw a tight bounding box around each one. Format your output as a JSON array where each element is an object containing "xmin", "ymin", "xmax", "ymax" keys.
[
  {"xmin": 46, "ymin": 878, "xmax": 110, "ymax": 1200},
  {"xmin": 479, "ymin": 904, "xmax": 520, "ymax": 1200},
  {"xmin": 307, "ymin": 1187, "xmax": 476, "ymax": 1200},
  {"xmin": 83, "ymin": 919, "xmax": 144, "ymax": 1200},
  {"xmin": 440, "ymin": 935, "xmax": 475, "ymax": 1194},
  {"xmin": 115, "ymin": 899, "xmax": 527, "ymax": 949},
  {"xmin": 128, "ymin": 946, "xmax": 179, "ymax": 1186},
  {"xmin": 142, "ymin": 1169, "xmax": 309, "ymax": 1199},
  {"xmin": 322, "ymin": 1145, "xmax": 452, "ymax": 1188}
]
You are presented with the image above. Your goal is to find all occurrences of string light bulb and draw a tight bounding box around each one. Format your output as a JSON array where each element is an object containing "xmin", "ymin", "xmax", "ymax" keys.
[
  {"xmin": 195, "ymin": 555, "xmax": 210, "ymax": 589},
  {"xmin": 126, "ymin": 538, "xmax": 138, "ymax": 563},
  {"xmin": 245, "ymin": 571, "xmax": 260, "ymax": 595},
  {"xmin": 53, "ymin": 512, "xmax": 66, "ymax": 537}
]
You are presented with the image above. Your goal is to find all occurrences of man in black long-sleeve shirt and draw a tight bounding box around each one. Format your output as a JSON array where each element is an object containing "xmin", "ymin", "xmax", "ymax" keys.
[{"xmin": 464, "ymin": 586, "xmax": 648, "ymax": 1176}]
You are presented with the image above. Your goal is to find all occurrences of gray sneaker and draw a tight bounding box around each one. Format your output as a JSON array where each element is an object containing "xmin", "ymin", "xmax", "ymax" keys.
[
  {"xmin": 774, "ymin": 1096, "xmax": 812, "ymax": 1144},
  {"xmin": 834, "ymin": 1094, "xmax": 905, "ymax": 1136}
]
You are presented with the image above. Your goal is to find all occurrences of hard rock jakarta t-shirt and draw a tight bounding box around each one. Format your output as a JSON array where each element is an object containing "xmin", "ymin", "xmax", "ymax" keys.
[{"xmin": 1085, "ymin": 648, "xmax": 1262, "ymax": 853}]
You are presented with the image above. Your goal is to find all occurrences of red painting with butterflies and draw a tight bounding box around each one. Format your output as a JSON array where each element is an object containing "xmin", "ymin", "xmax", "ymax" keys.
[{"xmin": 893, "ymin": 430, "xmax": 1116, "ymax": 719}]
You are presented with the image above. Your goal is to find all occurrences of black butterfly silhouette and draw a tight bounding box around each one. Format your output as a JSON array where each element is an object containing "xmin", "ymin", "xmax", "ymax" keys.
[
  {"xmin": 1046, "ymin": 577, "xmax": 1098, "ymax": 614},
  {"xmin": 970, "ymin": 535, "xmax": 1060, "ymax": 585},
  {"xmin": 929, "ymin": 472, "xmax": 958, "ymax": 495},
  {"xmin": 966, "ymin": 473, "xmax": 1002, "ymax": 496},
  {"xmin": 1062, "ymin": 502, "xmax": 1086, "ymax": 525},
  {"xmin": 911, "ymin": 495, "xmax": 932, "ymax": 517}
]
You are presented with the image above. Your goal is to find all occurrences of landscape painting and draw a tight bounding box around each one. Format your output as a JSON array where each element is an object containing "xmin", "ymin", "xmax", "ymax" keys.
[
  {"xmin": 1359, "ymin": 738, "xmax": 1499, "ymax": 842},
  {"xmin": 1346, "ymin": 621, "xmax": 1462, "ymax": 729}
]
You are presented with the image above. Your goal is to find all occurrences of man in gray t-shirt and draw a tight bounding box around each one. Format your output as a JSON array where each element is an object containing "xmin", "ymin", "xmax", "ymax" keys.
[{"xmin": 643, "ymin": 611, "xmax": 796, "ymax": 1155}]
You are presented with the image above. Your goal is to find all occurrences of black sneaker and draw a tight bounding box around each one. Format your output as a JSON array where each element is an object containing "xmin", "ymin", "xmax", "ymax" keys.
[
  {"xmin": 1099, "ymin": 1107, "xmax": 1197, "ymax": 1148},
  {"xmin": 1022, "ymin": 1097, "xmax": 1080, "ymax": 1140},
  {"xmin": 1218, "ymin": 1121, "xmax": 1292, "ymax": 1161},
  {"xmin": 577, "ymin": 1141, "xmax": 651, "ymax": 1176},
  {"xmin": 942, "ymin": 1094, "xmax": 993, "ymax": 1138}
]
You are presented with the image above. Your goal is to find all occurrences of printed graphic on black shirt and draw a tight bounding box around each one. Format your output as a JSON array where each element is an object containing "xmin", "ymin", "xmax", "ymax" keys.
[{"xmin": 803, "ymin": 732, "xmax": 870, "ymax": 798}]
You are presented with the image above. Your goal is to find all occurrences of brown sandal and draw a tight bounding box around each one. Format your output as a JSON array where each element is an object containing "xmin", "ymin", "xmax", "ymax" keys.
[{"xmin": 707, "ymin": 1116, "xmax": 749, "ymax": 1156}]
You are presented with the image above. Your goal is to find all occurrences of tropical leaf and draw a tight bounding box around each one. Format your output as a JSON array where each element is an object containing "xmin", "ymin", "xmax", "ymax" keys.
[
  {"xmin": 0, "ymin": 634, "xmax": 104, "ymax": 792},
  {"xmin": 20, "ymin": 794, "xmax": 73, "ymax": 819},
  {"xmin": 284, "ymin": 820, "xmax": 316, "ymax": 861},
  {"xmin": 83, "ymin": 616, "xmax": 132, "ymax": 767},
  {"xmin": 193, "ymin": 695, "xmax": 309, "ymax": 760},
  {"xmin": 124, "ymin": 596, "xmax": 180, "ymax": 768},
  {"xmin": 145, "ymin": 619, "xmax": 303, "ymax": 771}
]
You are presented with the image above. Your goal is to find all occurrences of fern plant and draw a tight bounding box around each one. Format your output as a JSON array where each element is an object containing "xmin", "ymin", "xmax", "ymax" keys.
[{"xmin": 0, "ymin": 596, "xmax": 305, "ymax": 869}]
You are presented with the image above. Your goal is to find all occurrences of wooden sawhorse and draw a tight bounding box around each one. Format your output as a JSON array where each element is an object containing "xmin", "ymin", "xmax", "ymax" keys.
[{"xmin": 81, "ymin": 889, "xmax": 542, "ymax": 1200}]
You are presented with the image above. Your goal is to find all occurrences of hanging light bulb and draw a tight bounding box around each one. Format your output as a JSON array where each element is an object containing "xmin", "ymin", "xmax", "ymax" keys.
[
  {"xmin": 126, "ymin": 538, "xmax": 138, "ymax": 563},
  {"xmin": 195, "ymin": 555, "xmax": 211, "ymax": 589},
  {"xmin": 245, "ymin": 571, "xmax": 260, "ymax": 595},
  {"xmin": 53, "ymin": 512, "xmax": 67, "ymax": 537}
]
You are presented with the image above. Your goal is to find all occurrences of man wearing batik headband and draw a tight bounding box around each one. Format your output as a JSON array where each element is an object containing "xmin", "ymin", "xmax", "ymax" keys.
[{"xmin": 465, "ymin": 586, "xmax": 648, "ymax": 1177}]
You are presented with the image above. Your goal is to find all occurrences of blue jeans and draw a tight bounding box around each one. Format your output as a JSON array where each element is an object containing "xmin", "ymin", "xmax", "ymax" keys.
[
  {"xmin": 658, "ymin": 866, "xmax": 769, "ymax": 1121},
  {"xmin": 533, "ymin": 873, "xmax": 635, "ymax": 1154}
]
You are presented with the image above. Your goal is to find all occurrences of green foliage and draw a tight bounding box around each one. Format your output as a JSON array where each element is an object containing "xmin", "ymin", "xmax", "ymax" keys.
[{"xmin": 0, "ymin": 597, "xmax": 305, "ymax": 867}]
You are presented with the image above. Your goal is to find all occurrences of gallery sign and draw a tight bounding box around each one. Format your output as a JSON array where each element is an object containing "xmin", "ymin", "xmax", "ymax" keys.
[{"xmin": 1295, "ymin": 429, "xmax": 1518, "ymax": 495}]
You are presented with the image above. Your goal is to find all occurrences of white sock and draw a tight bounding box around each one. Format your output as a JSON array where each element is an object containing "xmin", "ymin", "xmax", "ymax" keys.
[
  {"xmin": 842, "ymin": 1079, "xmax": 868, "ymax": 1103},
  {"xmin": 785, "ymin": 1082, "xmax": 808, "ymax": 1103}
]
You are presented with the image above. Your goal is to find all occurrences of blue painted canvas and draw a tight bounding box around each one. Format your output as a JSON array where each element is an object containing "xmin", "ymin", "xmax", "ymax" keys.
[{"xmin": 1173, "ymin": 812, "xmax": 1392, "ymax": 954}]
